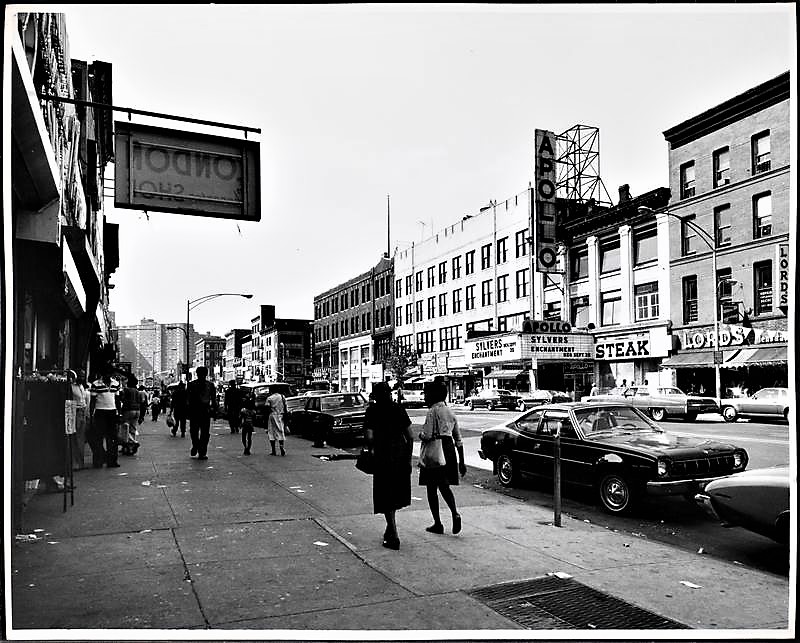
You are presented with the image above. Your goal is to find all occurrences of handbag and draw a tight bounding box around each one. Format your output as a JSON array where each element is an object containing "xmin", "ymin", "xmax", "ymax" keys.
[
  {"xmin": 355, "ymin": 448, "xmax": 376, "ymax": 475},
  {"xmin": 419, "ymin": 436, "xmax": 446, "ymax": 468}
]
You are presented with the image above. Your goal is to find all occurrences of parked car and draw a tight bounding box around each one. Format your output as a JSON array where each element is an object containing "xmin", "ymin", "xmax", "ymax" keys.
[
  {"xmin": 695, "ymin": 465, "xmax": 790, "ymax": 544},
  {"xmin": 287, "ymin": 392, "xmax": 369, "ymax": 443},
  {"xmin": 479, "ymin": 402, "xmax": 748, "ymax": 514},
  {"xmin": 719, "ymin": 387, "xmax": 790, "ymax": 423},
  {"xmin": 581, "ymin": 385, "xmax": 718, "ymax": 422},
  {"xmin": 239, "ymin": 382, "xmax": 297, "ymax": 427},
  {"xmin": 466, "ymin": 388, "xmax": 521, "ymax": 411},
  {"xmin": 394, "ymin": 381, "xmax": 426, "ymax": 407},
  {"xmin": 283, "ymin": 395, "xmax": 308, "ymax": 432},
  {"xmin": 516, "ymin": 389, "xmax": 571, "ymax": 412}
]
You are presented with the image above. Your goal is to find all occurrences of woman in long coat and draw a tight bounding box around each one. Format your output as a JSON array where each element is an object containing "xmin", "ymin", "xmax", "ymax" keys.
[{"xmin": 364, "ymin": 382, "xmax": 414, "ymax": 550}]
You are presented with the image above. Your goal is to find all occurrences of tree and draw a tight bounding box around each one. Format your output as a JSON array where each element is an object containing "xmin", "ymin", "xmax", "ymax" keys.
[{"xmin": 384, "ymin": 339, "xmax": 418, "ymax": 383}]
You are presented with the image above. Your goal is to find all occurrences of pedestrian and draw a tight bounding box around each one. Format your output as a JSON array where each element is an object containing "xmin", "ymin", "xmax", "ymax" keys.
[
  {"xmin": 137, "ymin": 385, "xmax": 148, "ymax": 424},
  {"xmin": 118, "ymin": 375, "xmax": 141, "ymax": 455},
  {"xmin": 418, "ymin": 380, "xmax": 467, "ymax": 536},
  {"xmin": 364, "ymin": 381, "xmax": 414, "ymax": 550},
  {"xmin": 240, "ymin": 398, "xmax": 257, "ymax": 455},
  {"xmin": 68, "ymin": 369, "xmax": 90, "ymax": 470},
  {"xmin": 621, "ymin": 379, "xmax": 627, "ymax": 388},
  {"xmin": 266, "ymin": 388, "xmax": 287, "ymax": 456},
  {"xmin": 170, "ymin": 381, "xmax": 188, "ymax": 437},
  {"xmin": 187, "ymin": 366, "xmax": 218, "ymax": 460},
  {"xmin": 225, "ymin": 379, "xmax": 243, "ymax": 434},
  {"xmin": 150, "ymin": 389, "xmax": 161, "ymax": 422},
  {"xmin": 589, "ymin": 382, "xmax": 599, "ymax": 396},
  {"xmin": 88, "ymin": 369, "xmax": 121, "ymax": 468}
]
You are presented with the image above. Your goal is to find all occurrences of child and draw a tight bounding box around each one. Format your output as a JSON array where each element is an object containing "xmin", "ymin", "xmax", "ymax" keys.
[{"xmin": 240, "ymin": 399, "xmax": 256, "ymax": 455}]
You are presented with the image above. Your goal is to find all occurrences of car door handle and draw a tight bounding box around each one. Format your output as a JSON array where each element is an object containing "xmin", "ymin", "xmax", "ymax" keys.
[{"xmin": 533, "ymin": 443, "xmax": 540, "ymax": 450}]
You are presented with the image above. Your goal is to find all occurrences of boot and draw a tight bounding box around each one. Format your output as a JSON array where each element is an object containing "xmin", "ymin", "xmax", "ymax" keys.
[
  {"xmin": 279, "ymin": 440, "xmax": 286, "ymax": 456},
  {"xmin": 270, "ymin": 440, "xmax": 277, "ymax": 456}
]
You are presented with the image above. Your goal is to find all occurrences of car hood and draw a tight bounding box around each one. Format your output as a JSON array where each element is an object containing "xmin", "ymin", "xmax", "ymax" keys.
[{"xmin": 586, "ymin": 430, "xmax": 739, "ymax": 457}]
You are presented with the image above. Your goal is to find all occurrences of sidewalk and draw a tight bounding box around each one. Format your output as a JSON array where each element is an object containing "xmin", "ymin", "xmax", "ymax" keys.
[{"xmin": 8, "ymin": 415, "xmax": 792, "ymax": 637}]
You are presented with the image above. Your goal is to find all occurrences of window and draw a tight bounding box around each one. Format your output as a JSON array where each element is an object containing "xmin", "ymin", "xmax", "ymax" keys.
[
  {"xmin": 754, "ymin": 261, "xmax": 773, "ymax": 316},
  {"xmin": 465, "ymin": 285, "xmax": 476, "ymax": 310},
  {"xmin": 481, "ymin": 243, "xmax": 492, "ymax": 269},
  {"xmin": 570, "ymin": 296, "xmax": 590, "ymax": 327},
  {"xmin": 497, "ymin": 275, "xmax": 508, "ymax": 303},
  {"xmin": 416, "ymin": 331, "xmax": 435, "ymax": 354},
  {"xmin": 405, "ymin": 303, "xmax": 412, "ymax": 324},
  {"xmin": 354, "ymin": 316, "xmax": 360, "ymax": 333},
  {"xmin": 395, "ymin": 279, "xmax": 402, "ymax": 298},
  {"xmin": 544, "ymin": 301, "xmax": 561, "ymax": 321},
  {"xmin": 427, "ymin": 297, "xmax": 435, "ymax": 319},
  {"xmin": 440, "ymin": 325, "xmax": 462, "ymax": 351},
  {"xmin": 634, "ymin": 282, "xmax": 659, "ymax": 320},
  {"xmin": 599, "ymin": 239, "xmax": 620, "ymax": 273},
  {"xmin": 633, "ymin": 227, "xmax": 658, "ymax": 265},
  {"xmin": 754, "ymin": 193, "xmax": 772, "ymax": 238},
  {"xmin": 438, "ymin": 293, "xmax": 447, "ymax": 316},
  {"xmin": 714, "ymin": 204, "xmax": 731, "ymax": 247},
  {"xmin": 496, "ymin": 237, "xmax": 508, "ymax": 264},
  {"xmin": 343, "ymin": 318, "xmax": 349, "ymax": 335},
  {"xmin": 570, "ymin": 247, "xmax": 589, "ymax": 279},
  {"xmin": 515, "ymin": 229, "xmax": 528, "ymax": 257},
  {"xmin": 452, "ymin": 288, "xmax": 462, "ymax": 313},
  {"xmin": 427, "ymin": 266, "xmax": 435, "ymax": 288},
  {"xmin": 516, "ymin": 268, "xmax": 529, "ymax": 298},
  {"xmin": 682, "ymin": 276, "xmax": 698, "ymax": 323},
  {"xmin": 481, "ymin": 280, "xmax": 492, "ymax": 306},
  {"xmin": 752, "ymin": 131, "xmax": 771, "ymax": 173},
  {"xmin": 681, "ymin": 215, "xmax": 699, "ymax": 256},
  {"xmin": 378, "ymin": 307, "xmax": 384, "ymax": 327},
  {"xmin": 452, "ymin": 255, "xmax": 462, "ymax": 279},
  {"xmin": 465, "ymin": 250, "xmax": 475, "ymax": 275},
  {"xmin": 716, "ymin": 267, "xmax": 737, "ymax": 323},
  {"xmin": 713, "ymin": 147, "xmax": 730, "ymax": 188},
  {"xmin": 415, "ymin": 301, "xmax": 423, "ymax": 322},
  {"xmin": 353, "ymin": 289, "xmax": 359, "ymax": 306},
  {"xmin": 438, "ymin": 261, "xmax": 447, "ymax": 284},
  {"xmin": 366, "ymin": 312, "xmax": 372, "ymax": 329},
  {"xmin": 680, "ymin": 161, "xmax": 695, "ymax": 199},
  {"xmin": 385, "ymin": 307, "xmax": 391, "ymax": 325},
  {"xmin": 405, "ymin": 275, "xmax": 412, "ymax": 296},
  {"xmin": 601, "ymin": 290, "xmax": 622, "ymax": 326},
  {"xmin": 415, "ymin": 271, "xmax": 423, "ymax": 292}
]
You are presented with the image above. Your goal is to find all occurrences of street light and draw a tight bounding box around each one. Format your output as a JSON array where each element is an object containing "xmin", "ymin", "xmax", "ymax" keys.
[
  {"xmin": 638, "ymin": 206, "xmax": 724, "ymax": 401},
  {"xmin": 186, "ymin": 293, "xmax": 253, "ymax": 381}
]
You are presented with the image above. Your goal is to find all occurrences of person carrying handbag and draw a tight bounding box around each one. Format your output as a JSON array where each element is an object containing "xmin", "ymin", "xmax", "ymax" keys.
[{"xmin": 418, "ymin": 380, "xmax": 467, "ymax": 535}]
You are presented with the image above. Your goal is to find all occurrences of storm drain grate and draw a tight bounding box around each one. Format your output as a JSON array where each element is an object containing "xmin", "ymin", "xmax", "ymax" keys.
[{"xmin": 468, "ymin": 576, "xmax": 689, "ymax": 630}]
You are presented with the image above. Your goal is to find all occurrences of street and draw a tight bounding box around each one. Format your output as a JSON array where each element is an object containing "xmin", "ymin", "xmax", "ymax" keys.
[{"xmin": 334, "ymin": 406, "xmax": 791, "ymax": 577}]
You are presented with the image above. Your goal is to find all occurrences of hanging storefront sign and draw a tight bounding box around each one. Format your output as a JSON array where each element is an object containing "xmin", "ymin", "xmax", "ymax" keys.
[
  {"xmin": 114, "ymin": 122, "xmax": 260, "ymax": 221},
  {"xmin": 776, "ymin": 243, "xmax": 789, "ymax": 314},
  {"xmin": 680, "ymin": 324, "xmax": 787, "ymax": 349},
  {"xmin": 533, "ymin": 129, "xmax": 561, "ymax": 273},
  {"xmin": 465, "ymin": 336, "xmax": 521, "ymax": 365},
  {"xmin": 594, "ymin": 328, "xmax": 671, "ymax": 360}
]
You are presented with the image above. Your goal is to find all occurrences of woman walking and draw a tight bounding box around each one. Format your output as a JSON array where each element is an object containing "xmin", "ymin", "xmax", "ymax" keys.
[
  {"xmin": 419, "ymin": 380, "xmax": 467, "ymax": 535},
  {"xmin": 364, "ymin": 382, "xmax": 414, "ymax": 550}
]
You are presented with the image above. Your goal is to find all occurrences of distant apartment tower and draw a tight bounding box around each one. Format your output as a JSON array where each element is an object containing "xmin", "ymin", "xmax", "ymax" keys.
[
  {"xmin": 660, "ymin": 71, "xmax": 790, "ymax": 393},
  {"xmin": 117, "ymin": 318, "xmax": 198, "ymax": 382},
  {"xmin": 313, "ymin": 255, "xmax": 393, "ymax": 393}
]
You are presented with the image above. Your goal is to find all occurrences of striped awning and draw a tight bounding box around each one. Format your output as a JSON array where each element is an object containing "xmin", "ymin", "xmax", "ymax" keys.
[{"xmin": 722, "ymin": 346, "xmax": 788, "ymax": 367}]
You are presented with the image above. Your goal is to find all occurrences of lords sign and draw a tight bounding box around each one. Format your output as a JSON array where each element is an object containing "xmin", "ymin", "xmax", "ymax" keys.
[
  {"xmin": 533, "ymin": 129, "xmax": 560, "ymax": 273},
  {"xmin": 115, "ymin": 122, "xmax": 260, "ymax": 221}
]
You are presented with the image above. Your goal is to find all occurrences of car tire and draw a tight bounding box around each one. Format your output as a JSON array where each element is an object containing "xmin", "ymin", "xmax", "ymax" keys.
[
  {"xmin": 468, "ymin": 400, "xmax": 474, "ymax": 411},
  {"xmin": 517, "ymin": 400, "xmax": 526, "ymax": 412},
  {"xmin": 597, "ymin": 472, "xmax": 636, "ymax": 514},
  {"xmin": 486, "ymin": 401, "xmax": 494, "ymax": 411},
  {"xmin": 684, "ymin": 412, "xmax": 698, "ymax": 422},
  {"xmin": 650, "ymin": 408, "xmax": 667, "ymax": 422},
  {"xmin": 721, "ymin": 406, "xmax": 738, "ymax": 422},
  {"xmin": 496, "ymin": 453, "xmax": 518, "ymax": 487},
  {"xmin": 783, "ymin": 408, "xmax": 789, "ymax": 423}
]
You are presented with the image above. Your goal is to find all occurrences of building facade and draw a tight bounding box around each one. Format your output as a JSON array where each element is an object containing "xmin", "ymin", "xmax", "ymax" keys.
[
  {"xmin": 194, "ymin": 334, "xmax": 225, "ymax": 382},
  {"xmin": 223, "ymin": 328, "xmax": 250, "ymax": 382},
  {"xmin": 117, "ymin": 319, "xmax": 198, "ymax": 384},
  {"xmin": 659, "ymin": 71, "xmax": 790, "ymax": 396},
  {"xmin": 313, "ymin": 255, "xmax": 393, "ymax": 393}
]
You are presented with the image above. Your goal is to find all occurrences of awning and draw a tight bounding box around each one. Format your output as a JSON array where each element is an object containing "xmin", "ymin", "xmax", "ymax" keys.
[
  {"xmin": 487, "ymin": 369, "xmax": 526, "ymax": 379},
  {"xmin": 659, "ymin": 352, "xmax": 715, "ymax": 368},
  {"xmin": 722, "ymin": 346, "xmax": 788, "ymax": 367}
]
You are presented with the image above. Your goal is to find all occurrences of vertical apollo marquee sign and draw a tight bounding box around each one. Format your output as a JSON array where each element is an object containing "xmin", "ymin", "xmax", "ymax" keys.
[{"xmin": 534, "ymin": 129, "xmax": 560, "ymax": 273}]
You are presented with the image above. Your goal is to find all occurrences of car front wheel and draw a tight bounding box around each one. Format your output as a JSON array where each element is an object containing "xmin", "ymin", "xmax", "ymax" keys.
[
  {"xmin": 684, "ymin": 412, "xmax": 697, "ymax": 422},
  {"xmin": 721, "ymin": 406, "xmax": 738, "ymax": 422},
  {"xmin": 650, "ymin": 408, "xmax": 667, "ymax": 422},
  {"xmin": 496, "ymin": 453, "xmax": 518, "ymax": 487},
  {"xmin": 597, "ymin": 472, "xmax": 635, "ymax": 514}
]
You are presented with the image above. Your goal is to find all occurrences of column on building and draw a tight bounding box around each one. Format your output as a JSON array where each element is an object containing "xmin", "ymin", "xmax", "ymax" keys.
[
  {"xmin": 586, "ymin": 236, "xmax": 600, "ymax": 327},
  {"xmin": 618, "ymin": 225, "xmax": 633, "ymax": 324},
  {"xmin": 655, "ymin": 212, "xmax": 671, "ymax": 321}
]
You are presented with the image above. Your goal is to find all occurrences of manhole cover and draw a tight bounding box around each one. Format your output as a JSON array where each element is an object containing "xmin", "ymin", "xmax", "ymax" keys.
[
  {"xmin": 312, "ymin": 453, "xmax": 358, "ymax": 461},
  {"xmin": 468, "ymin": 576, "xmax": 689, "ymax": 630}
]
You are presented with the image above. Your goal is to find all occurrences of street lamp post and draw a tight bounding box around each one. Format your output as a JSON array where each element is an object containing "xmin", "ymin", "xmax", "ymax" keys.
[
  {"xmin": 185, "ymin": 293, "xmax": 253, "ymax": 382},
  {"xmin": 638, "ymin": 206, "xmax": 723, "ymax": 401}
]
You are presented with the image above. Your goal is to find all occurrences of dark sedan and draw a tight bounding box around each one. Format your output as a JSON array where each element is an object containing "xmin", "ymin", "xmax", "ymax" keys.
[
  {"xmin": 287, "ymin": 392, "xmax": 369, "ymax": 443},
  {"xmin": 479, "ymin": 402, "xmax": 748, "ymax": 514},
  {"xmin": 466, "ymin": 388, "xmax": 521, "ymax": 411}
]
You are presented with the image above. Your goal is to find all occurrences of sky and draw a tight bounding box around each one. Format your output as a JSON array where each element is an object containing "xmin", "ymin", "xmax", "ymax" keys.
[{"xmin": 14, "ymin": 3, "xmax": 796, "ymax": 336}]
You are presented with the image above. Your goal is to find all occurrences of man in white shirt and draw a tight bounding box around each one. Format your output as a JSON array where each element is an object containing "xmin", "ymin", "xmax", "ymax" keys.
[{"xmin": 89, "ymin": 370, "xmax": 121, "ymax": 468}]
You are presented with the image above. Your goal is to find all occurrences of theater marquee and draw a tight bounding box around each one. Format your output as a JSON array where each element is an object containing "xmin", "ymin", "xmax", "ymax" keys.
[{"xmin": 114, "ymin": 122, "xmax": 260, "ymax": 221}]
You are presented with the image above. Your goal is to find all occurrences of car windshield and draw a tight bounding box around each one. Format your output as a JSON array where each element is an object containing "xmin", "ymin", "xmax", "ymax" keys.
[
  {"xmin": 575, "ymin": 406, "xmax": 660, "ymax": 437},
  {"xmin": 321, "ymin": 394, "xmax": 366, "ymax": 411}
]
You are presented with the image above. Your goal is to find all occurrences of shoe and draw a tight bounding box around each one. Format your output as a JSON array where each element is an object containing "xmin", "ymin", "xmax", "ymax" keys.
[
  {"xmin": 171, "ymin": 429, "xmax": 177, "ymax": 436},
  {"xmin": 382, "ymin": 537, "xmax": 400, "ymax": 550},
  {"xmin": 197, "ymin": 455, "xmax": 208, "ymax": 460},
  {"xmin": 243, "ymin": 449, "xmax": 250, "ymax": 455},
  {"xmin": 426, "ymin": 523, "xmax": 444, "ymax": 534},
  {"xmin": 280, "ymin": 449, "xmax": 286, "ymax": 456},
  {"xmin": 453, "ymin": 513, "xmax": 462, "ymax": 535}
]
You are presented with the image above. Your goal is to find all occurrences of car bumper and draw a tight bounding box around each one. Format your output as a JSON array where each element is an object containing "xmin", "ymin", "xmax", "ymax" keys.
[
  {"xmin": 694, "ymin": 493, "xmax": 722, "ymax": 521},
  {"xmin": 646, "ymin": 476, "xmax": 725, "ymax": 496}
]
